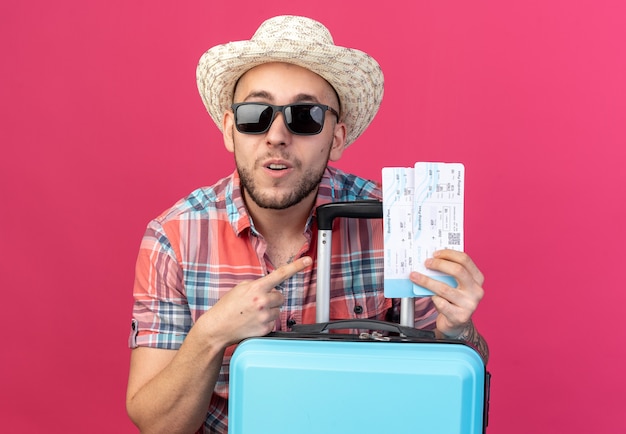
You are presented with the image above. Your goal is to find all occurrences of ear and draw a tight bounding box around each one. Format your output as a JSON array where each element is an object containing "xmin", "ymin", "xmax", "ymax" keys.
[
  {"xmin": 329, "ymin": 121, "xmax": 347, "ymax": 161},
  {"xmin": 223, "ymin": 110, "xmax": 235, "ymax": 153}
]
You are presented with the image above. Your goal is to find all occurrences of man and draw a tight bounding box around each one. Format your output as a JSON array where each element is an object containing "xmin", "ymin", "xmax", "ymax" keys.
[{"xmin": 126, "ymin": 15, "xmax": 488, "ymax": 434}]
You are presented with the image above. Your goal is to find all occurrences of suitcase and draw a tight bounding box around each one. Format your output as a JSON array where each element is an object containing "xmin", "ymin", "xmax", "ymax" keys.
[{"xmin": 228, "ymin": 200, "xmax": 490, "ymax": 434}]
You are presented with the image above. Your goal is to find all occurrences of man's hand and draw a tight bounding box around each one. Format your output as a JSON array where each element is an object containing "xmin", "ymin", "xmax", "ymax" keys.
[
  {"xmin": 204, "ymin": 256, "xmax": 312, "ymax": 346},
  {"xmin": 126, "ymin": 256, "xmax": 313, "ymax": 434},
  {"xmin": 409, "ymin": 249, "xmax": 484, "ymax": 338}
]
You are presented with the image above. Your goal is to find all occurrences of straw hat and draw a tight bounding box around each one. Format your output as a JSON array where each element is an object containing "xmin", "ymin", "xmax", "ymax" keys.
[{"xmin": 196, "ymin": 15, "xmax": 384, "ymax": 147}]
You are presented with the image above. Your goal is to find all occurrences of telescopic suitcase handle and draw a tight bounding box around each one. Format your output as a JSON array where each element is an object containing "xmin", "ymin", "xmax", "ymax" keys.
[
  {"xmin": 316, "ymin": 200, "xmax": 383, "ymax": 230},
  {"xmin": 315, "ymin": 200, "xmax": 415, "ymax": 327},
  {"xmin": 291, "ymin": 319, "xmax": 434, "ymax": 339}
]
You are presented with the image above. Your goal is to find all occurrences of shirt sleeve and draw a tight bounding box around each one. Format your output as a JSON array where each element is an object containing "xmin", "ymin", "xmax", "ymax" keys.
[
  {"xmin": 129, "ymin": 219, "xmax": 192, "ymax": 350},
  {"xmin": 387, "ymin": 297, "xmax": 438, "ymax": 330},
  {"xmin": 413, "ymin": 297, "xmax": 438, "ymax": 329}
]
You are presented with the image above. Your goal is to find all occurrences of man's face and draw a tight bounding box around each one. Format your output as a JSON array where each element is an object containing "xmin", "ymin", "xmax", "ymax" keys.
[{"xmin": 223, "ymin": 62, "xmax": 346, "ymax": 210}]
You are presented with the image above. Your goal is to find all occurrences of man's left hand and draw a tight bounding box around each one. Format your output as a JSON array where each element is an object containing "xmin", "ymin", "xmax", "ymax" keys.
[{"xmin": 409, "ymin": 249, "xmax": 485, "ymax": 338}]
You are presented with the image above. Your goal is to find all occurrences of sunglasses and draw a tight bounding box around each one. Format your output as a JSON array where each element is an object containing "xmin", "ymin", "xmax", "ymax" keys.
[{"xmin": 231, "ymin": 102, "xmax": 340, "ymax": 136}]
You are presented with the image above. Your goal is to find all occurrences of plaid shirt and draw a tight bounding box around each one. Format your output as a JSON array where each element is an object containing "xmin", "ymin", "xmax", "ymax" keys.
[{"xmin": 130, "ymin": 166, "xmax": 437, "ymax": 433}]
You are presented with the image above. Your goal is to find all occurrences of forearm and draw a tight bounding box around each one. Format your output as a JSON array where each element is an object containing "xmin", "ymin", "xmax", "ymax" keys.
[
  {"xmin": 126, "ymin": 326, "xmax": 228, "ymax": 433},
  {"xmin": 436, "ymin": 321, "xmax": 490, "ymax": 364}
]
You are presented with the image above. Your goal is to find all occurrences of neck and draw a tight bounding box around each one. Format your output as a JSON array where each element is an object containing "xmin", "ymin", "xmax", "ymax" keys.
[
  {"xmin": 244, "ymin": 189, "xmax": 317, "ymax": 240},
  {"xmin": 244, "ymin": 190, "xmax": 317, "ymax": 268}
]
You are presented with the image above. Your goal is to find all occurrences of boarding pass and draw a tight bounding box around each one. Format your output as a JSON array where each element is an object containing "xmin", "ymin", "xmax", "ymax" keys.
[{"xmin": 382, "ymin": 162, "xmax": 464, "ymax": 297}]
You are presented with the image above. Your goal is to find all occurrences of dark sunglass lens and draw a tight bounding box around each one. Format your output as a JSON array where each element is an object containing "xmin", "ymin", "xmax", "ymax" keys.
[
  {"xmin": 236, "ymin": 105, "xmax": 273, "ymax": 133},
  {"xmin": 286, "ymin": 105, "xmax": 325, "ymax": 134}
]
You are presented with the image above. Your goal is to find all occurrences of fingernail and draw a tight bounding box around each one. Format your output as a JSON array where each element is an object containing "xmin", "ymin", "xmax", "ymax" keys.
[
  {"xmin": 303, "ymin": 257, "xmax": 312, "ymax": 266},
  {"xmin": 425, "ymin": 258, "xmax": 433, "ymax": 267}
]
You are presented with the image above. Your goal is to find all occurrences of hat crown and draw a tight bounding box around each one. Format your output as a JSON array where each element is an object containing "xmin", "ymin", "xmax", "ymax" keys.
[{"xmin": 251, "ymin": 15, "xmax": 334, "ymax": 45}]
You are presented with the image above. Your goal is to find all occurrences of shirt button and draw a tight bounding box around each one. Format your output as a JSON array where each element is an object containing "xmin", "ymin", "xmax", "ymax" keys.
[{"xmin": 353, "ymin": 305, "xmax": 363, "ymax": 315}]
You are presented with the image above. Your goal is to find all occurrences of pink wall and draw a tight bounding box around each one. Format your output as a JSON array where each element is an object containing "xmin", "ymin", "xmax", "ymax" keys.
[{"xmin": 2, "ymin": 1, "xmax": 625, "ymax": 432}]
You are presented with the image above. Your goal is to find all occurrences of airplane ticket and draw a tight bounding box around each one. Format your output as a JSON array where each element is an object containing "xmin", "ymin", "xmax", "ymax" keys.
[{"xmin": 382, "ymin": 162, "xmax": 464, "ymax": 297}]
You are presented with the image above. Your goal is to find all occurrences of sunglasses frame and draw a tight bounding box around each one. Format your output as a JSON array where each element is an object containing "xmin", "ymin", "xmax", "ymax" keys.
[{"xmin": 231, "ymin": 102, "xmax": 340, "ymax": 136}]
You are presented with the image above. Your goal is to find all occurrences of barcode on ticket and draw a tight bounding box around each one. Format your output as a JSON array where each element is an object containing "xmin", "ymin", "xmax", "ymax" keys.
[{"xmin": 448, "ymin": 232, "xmax": 461, "ymax": 245}]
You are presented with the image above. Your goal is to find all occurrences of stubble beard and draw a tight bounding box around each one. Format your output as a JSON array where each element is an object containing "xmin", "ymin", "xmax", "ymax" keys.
[{"xmin": 235, "ymin": 142, "xmax": 332, "ymax": 211}]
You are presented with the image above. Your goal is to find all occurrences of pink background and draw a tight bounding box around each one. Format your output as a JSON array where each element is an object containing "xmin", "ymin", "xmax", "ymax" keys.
[{"xmin": 2, "ymin": 1, "xmax": 625, "ymax": 432}]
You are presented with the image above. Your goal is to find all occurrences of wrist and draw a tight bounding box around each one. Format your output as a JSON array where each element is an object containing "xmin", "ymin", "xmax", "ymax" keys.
[{"xmin": 443, "ymin": 321, "xmax": 473, "ymax": 341}]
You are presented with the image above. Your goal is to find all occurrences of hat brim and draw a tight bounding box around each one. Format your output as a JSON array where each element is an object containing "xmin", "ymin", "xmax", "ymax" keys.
[{"xmin": 196, "ymin": 39, "xmax": 384, "ymax": 147}]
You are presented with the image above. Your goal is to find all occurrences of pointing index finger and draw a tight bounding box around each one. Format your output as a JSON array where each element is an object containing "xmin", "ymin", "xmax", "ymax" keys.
[{"xmin": 260, "ymin": 256, "xmax": 312, "ymax": 291}]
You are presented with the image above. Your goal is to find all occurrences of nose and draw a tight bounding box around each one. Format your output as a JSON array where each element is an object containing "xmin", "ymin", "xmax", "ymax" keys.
[{"xmin": 265, "ymin": 111, "xmax": 291, "ymax": 145}]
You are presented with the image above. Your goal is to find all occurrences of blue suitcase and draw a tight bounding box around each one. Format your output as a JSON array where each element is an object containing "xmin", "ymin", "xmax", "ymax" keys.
[{"xmin": 229, "ymin": 201, "xmax": 490, "ymax": 434}]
